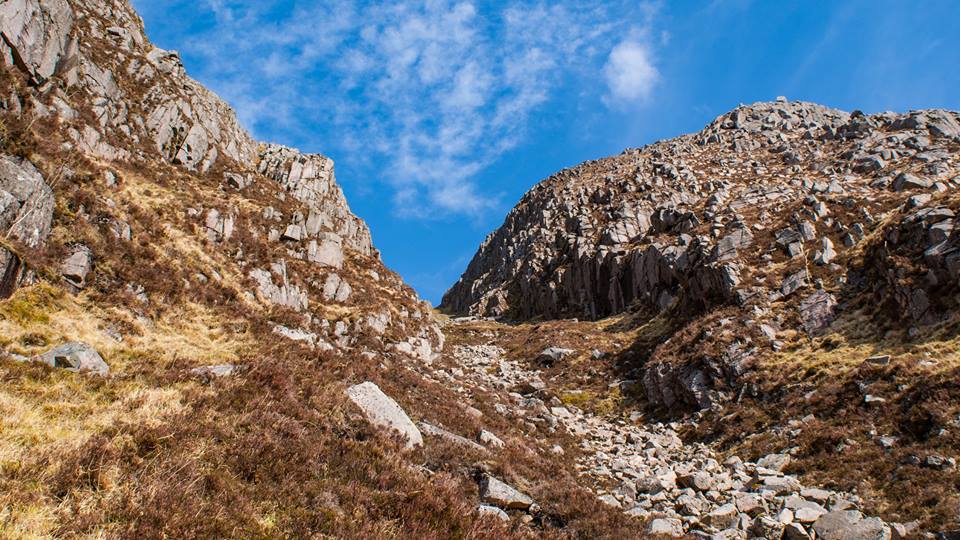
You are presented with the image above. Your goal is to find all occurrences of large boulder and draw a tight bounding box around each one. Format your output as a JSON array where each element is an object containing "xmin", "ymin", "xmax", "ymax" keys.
[
  {"xmin": 478, "ymin": 475, "xmax": 534, "ymax": 511},
  {"xmin": 36, "ymin": 342, "xmax": 109, "ymax": 375},
  {"xmin": 346, "ymin": 382, "xmax": 423, "ymax": 450}
]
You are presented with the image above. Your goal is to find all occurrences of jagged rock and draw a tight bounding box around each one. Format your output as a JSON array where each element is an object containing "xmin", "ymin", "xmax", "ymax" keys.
[
  {"xmin": 479, "ymin": 475, "xmax": 534, "ymax": 511},
  {"xmin": 814, "ymin": 237, "xmax": 837, "ymax": 265},
  {"xmin": 204, "ymin": 209, "xmax": 234, "ymax": 242},
  {"xmin": 0, "ymin": 155, "xmax": 54, "ymax": 247},
  {"xmin": 0, "ymin": 0, "xmax": 77, "ymax": 85},
  {"xmin": 799, "ymin": 291, "xmax": 836, "ymax": 335},
  {"xmin": 757, "ymin": 453, "xmax": 791, "ymax": 472},
  {"xmin": 36, "ymin": 342, "xmax": 108, "ymax": 375},
  {"xmin": 322, "ymin": 273, "xmax": 352, "ymax": 302},
  {"xmin": 346, "ymin": 382, "xmax": 423, "ymax": 450},
  {"xmin": 61, "ymin": 244, "xmax": 92, "ymax": 288},
  {"xmin": 781, "ymin": 270, "xmax": 809, "ymax": 297},
  {"xmin": 892, "ymin": 172, "xmax": 932, "ymax": 192},
  {"xmin": 308, "ymin": 233, "xmax": 345, "ymax": 269},
  {"xmin": 250, "ymin": 261, "xmax": 308, "ymax": 311}
]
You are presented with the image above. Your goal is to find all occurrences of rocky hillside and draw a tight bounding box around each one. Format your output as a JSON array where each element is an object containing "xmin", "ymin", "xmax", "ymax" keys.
[
  {"xmin": 3, "ymin": 0, "xmax": 960, "ymax": 538},
  {"xmin": 443, "ymin": 99, "xmax": 960, "ymax": 535},
  {"xmin": 442, "ymin": 100, "xmax": 959, "ymax": 323}
]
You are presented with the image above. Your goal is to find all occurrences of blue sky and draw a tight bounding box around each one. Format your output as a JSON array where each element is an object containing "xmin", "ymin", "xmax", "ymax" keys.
[{"xmin": 131, "ymin": 0, "xmax": 960, "ymax": 304}]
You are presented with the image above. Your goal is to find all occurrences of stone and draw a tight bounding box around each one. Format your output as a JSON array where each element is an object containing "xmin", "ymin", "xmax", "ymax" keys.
[
  {"xmin": 535, "ymin": 347, "xmax": 574, "ymax": 366},
  {"xmin": 345, "ymin": 382, "xmax": 423, "ymax": 450},
  {"xmin": 190, "ymin": 364, "xmax": 235, "ymax": 380},
  {"xmin": 733, "ymin": 492, "xmax": 766, "ymax": 516},
  {"xmin": 322, "ymin": 273, "xmax": 352, "ymax": 302},
  {"xmin": 308, "ymin": 233, "xmax": 345, "ymax": 269},
  {"xmin": 783, "ymin": 523, "xmax": 811, "ymax": 539},
  {"xmin": 647, "ymin": 517, "xmax": 685, "ymax": 537},
  {"xmin": 479, "ymin": 429, "xmax": 505, "ymax": 449},
  {"xmin": 61, "ymin": 245, "xmax": 92, "ymax": 288},
  {"xmin": 476, "ymin": 504, "xmax": 509, "ymax": 522},
  {"xmin": 479, "ymin": 475, "xmax": 534, "ymax": 511},
  {"xmin": 781, "ymin": 270, "xmax": 809, "ymax": 297},
  {"xmin": 0, "ymin": 0, "xmax": 77, "ymax": 85},
  {"xmin": 757, "ymin": 453, "xmax": 790, "ymax": 472},
  {"xmin": 0, "ymin": 155, "xmax": 54, "ymax": 247},
  {"xmin": 892, "ymin": 172, "xmax": 932, "ymax": 191},
  {"xmin": 704, "ymin": 503, "xmax": 739, "ymax": 529},
  {"xmin": 814, "ymin": 237, "xmax": 837, "ymax": 265},
  {"xmin": 36, "ymin": 342, "xmax": 108, "ymax": 375},
  {"xmin": 814, "ymin": 511, "xmax": 870, "ymax": 540}
]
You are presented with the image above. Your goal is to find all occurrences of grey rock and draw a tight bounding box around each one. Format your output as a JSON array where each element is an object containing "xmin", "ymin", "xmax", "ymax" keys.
[
  {"xmin": 476, "ymin": 504, "xmax": 509, "ymax": 522},
  {"xmin": 36, "ymin": 341, "xmax": 108, "ymax": 375},
  {"xmin": 647, "ymin": 517, "xmax": 685, "ymax": 537},
  {"xmin": 799, "ymin": 291, "xmax": 836, "ymax": 335},
  {"xmin": 0, "ymin": 155, "xmax": 54, "ymax": 247},
  {"xmin": 61, "ymin": 244, "xmax": 92, "ymax": 288},
  {"xmin": 479, "ymin": 475, "xmax": 534, "ymax": 511},
  {"xmin": 346, "ymin": 382, "xmax": 423, "ymax": 450},
  {"xmin": 892, "ymin": 172, "xmax": 932, "ymax": 192}
]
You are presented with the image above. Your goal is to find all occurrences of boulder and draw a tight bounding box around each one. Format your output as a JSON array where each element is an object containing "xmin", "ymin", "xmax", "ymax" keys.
[
  {"xmin": 190, "ymin": 364, "xmax": 235, "ymax": 381},
  {"xmin": 479, "ymin": 429, "xmax": 505, "ymax": 449},
  {"xmin": 479, "ymin": 475, "xmax": 534, "ymax": 511},
  {"xmin": 346, "ymin": 382, "xmax": 423, "ymax": 450},
  {"xmin": 36, "ymin": 342, "xmax": 108, "ymax": 375},
  {"xmin": 476, "ymin": 504, "xmax": 509, "ymax": 522},
  {"xmin": 813, "ymin": 511, "xmax": 892, "ymax": 540},
  {"xmin": 536, "ymin": 347, "xmax": 574, "ymax": 366},
  {"xmin": 647, "ymin": 517, "xmax": 684, "ymax": 537},
  {"xmin": 892, "ymin": 172, "xmax": 932, "ymax": 192},
  {"xmin": 61, "ymin": 245, "xmax": 92, "ymax": 288}
]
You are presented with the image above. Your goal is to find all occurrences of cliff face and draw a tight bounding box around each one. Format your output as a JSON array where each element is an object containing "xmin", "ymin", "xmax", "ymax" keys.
[{"xmin": 442, "ymin": 100, "xmax": 960, "ymax": 324}]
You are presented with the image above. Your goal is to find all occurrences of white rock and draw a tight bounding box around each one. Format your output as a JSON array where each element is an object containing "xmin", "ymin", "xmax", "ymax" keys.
[{"xmin": 346, "ymin": 382, "xmax": 423, "ymax": 450}]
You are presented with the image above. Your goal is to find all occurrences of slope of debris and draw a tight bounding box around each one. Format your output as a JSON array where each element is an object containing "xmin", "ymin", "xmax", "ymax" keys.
[{"xmin": 442, "ymin": 99, "xmax": 960, "ymax": 535}]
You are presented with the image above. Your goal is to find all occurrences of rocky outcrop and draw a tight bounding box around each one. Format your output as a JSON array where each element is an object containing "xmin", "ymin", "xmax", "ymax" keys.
[
  {"xmin": 0, "ymin": 154, "xmax": 54, "ymax": 298},
  {"xmin": 860, "ymin": 198, "xmax": 960, "ymax": 324},
  {"xmin": 0, "ymin": 0, "xmax": 376, "ymax": 268},
  {"xmin": 443, "ymin": 100, "xmax": 960, "ymax": 323}
]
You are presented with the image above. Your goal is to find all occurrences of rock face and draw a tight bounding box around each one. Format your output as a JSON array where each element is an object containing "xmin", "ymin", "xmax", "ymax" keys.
[
  {"xmin": 0, "ymin": 0, "xmax": 380, "ymax": 296},
  {"xmin": 346, "ymin": 382, "xmax": 423, "ymax": 450},
  {"xmin": 442, "ymin": 101, "xmax": 960, "ymax": 323},
  {"xmin": 0, "ymin": 155, "xmax": 54, "ymax": 297}
]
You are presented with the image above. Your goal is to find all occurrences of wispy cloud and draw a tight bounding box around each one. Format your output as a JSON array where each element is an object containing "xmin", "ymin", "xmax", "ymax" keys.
[
  {"xmin": 152, "ymin": 0, "xmax": 662, "ymax": 218},
  {"xmin": 604, "ymin": 41, "xmax": 659, "ymax": 104}
]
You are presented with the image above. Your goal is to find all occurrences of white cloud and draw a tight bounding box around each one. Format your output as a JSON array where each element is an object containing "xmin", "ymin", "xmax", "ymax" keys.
[
  {"xmin": 154, "ymin": 0, "xmax": 662, "ymax": 218},
  {"xmin": 604, "ymin": 41, "xmax": 659, "ymax": 104}
]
